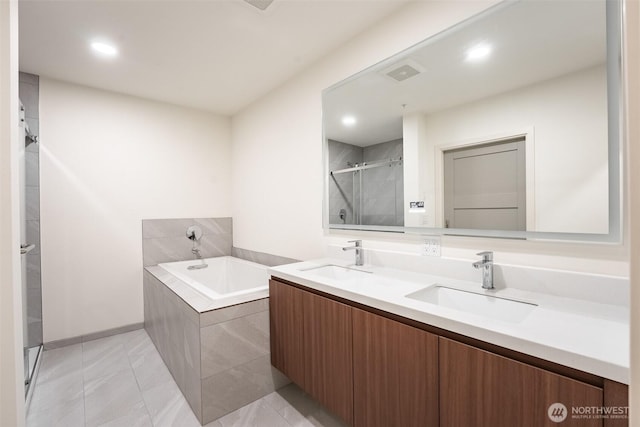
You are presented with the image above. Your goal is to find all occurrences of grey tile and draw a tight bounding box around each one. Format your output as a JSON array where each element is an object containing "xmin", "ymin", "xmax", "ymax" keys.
[
  {"xmin": 183, "ymin": 316, "xmax": 202, "ymax": 421},
  {"xmin": 142, "ymin": 379, "xmax": 201, "ymax": 427},
  {"xmin": 19, "ymin": 81, "xmax": 39, "ymax": 118},
  {"xmin": 44, "ymin": 335, "xmax": 83, "ymax": 350},
  {"xmin": 200, "ymin": 311, "xmax": 270, "ymax": 378},
  {"xmin": 142, "ymin": 218, "xmax": 194, "ymax": 239},
  {"xmin": 328, "ymin": 139, "xmax": 362, "ymax": 171},
  {"xmin": 20, "ymin": 71, "xmax": 39, "ymax": 85},
  {"xmin": 27, "ymin": 393, "xmax": 84, "ymax": 427},
  {"xmin": 143, "ymin": 236, "xmax": 194, "ymax": 266},
  {"xmin": 290, "ymin": 409, "xmax": 348, "ymax": 427},
  {"xmin": 82, "ymin": 323, "xmax": 143, "ymax": 343},
  {"xmin": 96, "ymin": 401, "xmax": 152, "ymax": 427},
  {"xmin": 36, "ymin": 344, "xmax": 83, "ymax": 385},
  {"xmin": 84, "ymin": 368, "xmax": 145, "ymax": 427},
  {"xmin": 200, "ymin": 298, "xmax": 268, "ymax": 328},
  {"xmin": 201, "ymin": 355, "xmax": 290, "ymax": 423},
  {"xmin": 25, "ymin": 221, "xmax": 40, "ymax": 257},
  {"xmin": 363, "ymin": 138, "xmax": 402, "ymax": 162},
  {"xmin": 28, "ymin": 370, "xmax": 84, "ymax": 415},
  {"xmin": 216, "ymin": 398, "xmax": 289, "ymax": 427},
  {"xmin": 26, "ymin": 251, "xmax": 41, "ymax": 288},
  {"xmin": 129, "ymin": 332, "xmax": 174, "ymax": 392},
  {"xmin": 26, "ymin": 186, "xmax": 39, "ymax": 220},
  {"xmin": 26, "ymin": 151, "xmax": 39, "ymax": 187},
  {"xmin": 264, "ymin": 384, "xmax": 347, "ymax": 427},
  {"xmin": 27, "ymin": 319, "xmax": 43, "ymax": 348},
  {"xmin": 195, "ymin": 217, "xmax": 232, "ymax": 235},
  {"xmin": 199, "ymin": 232, "xmax": 232, "ymax": 258},
  {"xmin": 82, "ymin": 334, "xmax": 131, "ymax": 381}
]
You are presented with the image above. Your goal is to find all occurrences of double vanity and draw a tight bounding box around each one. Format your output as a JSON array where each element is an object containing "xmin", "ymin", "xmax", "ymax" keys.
[{"xmin": 267, "ymin": 253, "xmax": 629, "ymax": 427}]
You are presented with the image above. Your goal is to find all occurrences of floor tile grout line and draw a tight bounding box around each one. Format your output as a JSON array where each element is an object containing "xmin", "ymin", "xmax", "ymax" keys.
[{"xmin": 123, "ymin": 331, "xmax": 157, "ymax": 425}]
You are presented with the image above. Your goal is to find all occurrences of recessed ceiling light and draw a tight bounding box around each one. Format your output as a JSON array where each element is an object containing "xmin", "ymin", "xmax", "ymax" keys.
[
  {"xmin": 90, "ymin": 41, "xmax": 118, "ymax": 57},
  {"xmin": 466, "ymin": 43, "xmax": 492, "ymax": 62},
  {"xmin": 342, "ymin": 116, "xmax": 356, "ymax": 127}
]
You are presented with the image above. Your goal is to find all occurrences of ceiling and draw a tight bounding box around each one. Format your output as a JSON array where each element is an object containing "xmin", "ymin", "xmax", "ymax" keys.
[
  {"xmin": 19, "ymin": 0, "xmax": 411, "ymax": 115},
  {"xmin": 324, "ymin": 0, "xmax": 607, "ymax": 146}
]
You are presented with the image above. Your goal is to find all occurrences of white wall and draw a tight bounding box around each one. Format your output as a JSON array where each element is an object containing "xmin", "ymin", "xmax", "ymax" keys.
[
  {"xmin": 39, "ymin": 78, "xmax": 232, "ymax": 342},
  {"xmin": 0, "ymin": 0, "xmax": 25, "ymax": 425},
  {"xmin": 232, "ymin": 0, "xmax": 628, "ymax": 277},
  {"xmin": 417, "ymin": 65, "xmax": 608, "ymax": 234},
  {"xmin": 231, "ymin": 0, "xmax": 502, "ymax": 261}
]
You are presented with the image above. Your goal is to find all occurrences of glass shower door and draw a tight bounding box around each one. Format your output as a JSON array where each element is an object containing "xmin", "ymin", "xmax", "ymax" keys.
[{"xmin": 19, "ymin": 102, "xmax": 42, "ymax": 396}]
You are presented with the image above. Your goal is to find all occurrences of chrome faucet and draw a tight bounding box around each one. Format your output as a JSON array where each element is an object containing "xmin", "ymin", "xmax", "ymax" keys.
[
  {"xmin": 472, "ymin": 251, "xmax": 494, "ymax": 289},
  {"xmin": 192, "ymin": 247, "xmax": 202, "ymax": 259},
  {"xmin": 342, "ymin": 240, "xmax": 363, "ymax": 266}
]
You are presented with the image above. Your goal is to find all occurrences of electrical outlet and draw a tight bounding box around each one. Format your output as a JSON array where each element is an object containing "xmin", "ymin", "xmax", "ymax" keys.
[{"xmin": 422, "ymin": 237, "xmax": 441, "ymax": 257}]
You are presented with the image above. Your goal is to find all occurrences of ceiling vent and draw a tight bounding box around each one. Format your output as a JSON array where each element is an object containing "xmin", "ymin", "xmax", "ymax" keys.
[
  {"xmin": 243, "ymin": 0, "xmax": 275, "ymax": 11},
  {"xmin": 382, "ymin": 60, "xmax": 425, "ymax": 83}
]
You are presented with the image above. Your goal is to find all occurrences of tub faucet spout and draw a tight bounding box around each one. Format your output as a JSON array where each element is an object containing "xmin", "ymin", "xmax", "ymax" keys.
[{"xmin": 192, "ymin": 247, "xmax": 202, "ymax": 259}]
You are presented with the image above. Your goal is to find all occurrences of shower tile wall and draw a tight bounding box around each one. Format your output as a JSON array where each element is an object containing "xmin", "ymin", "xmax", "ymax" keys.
[
  {"xmin": 142, "ymin": 217, "xmax": 232, "ymax": 267},
  {"xmin": 20, "ymin": 72, "xmax": 42, "ymax": 348},
  {"xmin": 328, "ymin": 138, "xmax": 404, "ymax": 227},
  {"xmin": 362, "ymin": 139, "xmax": 404, "ymax": 227},
  {"xmin": 328, "ymin": 139, "xmax": 362, "ymax": 225}
]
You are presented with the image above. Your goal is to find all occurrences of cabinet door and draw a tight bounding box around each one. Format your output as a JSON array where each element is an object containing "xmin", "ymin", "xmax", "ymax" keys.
[
  {"xmin": 269, "ymin": 279, "xmax": 305, "ymax": 387},
  {"xmin": 303, "ymin": 291, "xmax": 353, "ymax": 425},
  {"xmin": 439, "ymin": 337, "xmax": 604, "ymax": 427},
  {"xmin": 352, "ymin": 308, "xmax": 439, "ymax": 427}
]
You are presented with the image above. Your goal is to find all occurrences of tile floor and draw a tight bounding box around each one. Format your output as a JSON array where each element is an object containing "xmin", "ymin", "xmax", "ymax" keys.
[{"xmin": 27, "ymin": 328, "xmax": 347, "ymax": 427}]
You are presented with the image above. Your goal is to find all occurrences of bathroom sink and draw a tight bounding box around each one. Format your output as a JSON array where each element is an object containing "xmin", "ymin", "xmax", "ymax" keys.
[
  {"xmin": 301, "ymin": 265, "xmax": 372, "ymax": 281},
  {"xmin": 406, "ymin": 285, "xmax": 537, "ymax": 323}
]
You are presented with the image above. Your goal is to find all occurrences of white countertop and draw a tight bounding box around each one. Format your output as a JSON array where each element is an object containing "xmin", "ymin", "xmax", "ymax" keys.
[{"xmin": 269, "ymin": 258, "xmax": 629, "ymax": 384}]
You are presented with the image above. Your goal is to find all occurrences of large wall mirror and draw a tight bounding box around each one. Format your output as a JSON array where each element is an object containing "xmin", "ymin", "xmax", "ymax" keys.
[{"xmin": 322, "ymin": 0, "xmax": 623, "ymax": 242}]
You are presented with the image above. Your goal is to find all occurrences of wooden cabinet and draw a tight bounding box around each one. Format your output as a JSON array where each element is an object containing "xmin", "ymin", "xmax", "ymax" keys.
[
  {"xmin": 439, "ymin": 337, "xmax": 604, "ymax": 427},
  {"xmin": 352, "ymin": 308, "xmax": 439, "ymax": 427},
  {"xmin": 269, "ymin": 278, "xmax": 628, "ymax": 427},
  {"xmin": 269, "ymin": 279, "xmax": 354, "ymax": 424},
  {"xmin": 269, "ymin": 279, "xmax": 305, "ymax": 387},
  {"xmin": 303, "ymin": 292, "xmax": 353, "ymax": 425}
]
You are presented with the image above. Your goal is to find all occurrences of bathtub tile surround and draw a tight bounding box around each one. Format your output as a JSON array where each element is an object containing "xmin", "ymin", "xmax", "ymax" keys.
[
  {"xmin": 144, "ymin": 269, "xmax": 289, "ymax": 424},
  {"xmin": 142, "ymin": 217, "xmax": 232, "ymax": 267},
  {"xmin": 140, "ymin": 216, "xmax": 298, "ymax": 423},
  {"xmin": 144, "ymin": 271, "xmax": 202, "ymax": 419}
]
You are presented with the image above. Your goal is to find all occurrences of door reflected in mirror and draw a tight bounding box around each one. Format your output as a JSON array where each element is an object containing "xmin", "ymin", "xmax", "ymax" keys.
[{"xmin": 323, "ymin": 0, "xmax": 621, "ymax": 240}]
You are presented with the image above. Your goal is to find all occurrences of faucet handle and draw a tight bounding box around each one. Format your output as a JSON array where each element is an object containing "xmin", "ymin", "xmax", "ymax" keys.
[
  {"xmin": 347, "ymin": 240, "xmax": 362, "ymax": 247},
  {"xmin": 476, "ymin": 251, "xmax": 493, "ymax": 261}
]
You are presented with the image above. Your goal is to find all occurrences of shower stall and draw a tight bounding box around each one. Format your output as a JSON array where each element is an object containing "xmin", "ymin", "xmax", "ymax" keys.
[
  {"xmin": 328, "ymin": 139, "xmax": 404, "ymax": 227},
  {"xmin": 19, "ymin": 72, "xmax": 43, "ymax": 400}
]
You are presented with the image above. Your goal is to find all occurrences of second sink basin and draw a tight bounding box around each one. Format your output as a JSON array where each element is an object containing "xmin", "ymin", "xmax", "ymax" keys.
[{"xmin": 406, "ymin": 285, "xmax": 537, "ymax": 323}]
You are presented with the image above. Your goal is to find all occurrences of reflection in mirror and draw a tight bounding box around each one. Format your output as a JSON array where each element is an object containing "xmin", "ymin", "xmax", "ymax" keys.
[
  {"xmin": 323, "ymin": 0, "xmax": 621, "ymax": 239},
  {"xmin": 328, "ymin": 139, "xmax": 403, "ymax": 227}
]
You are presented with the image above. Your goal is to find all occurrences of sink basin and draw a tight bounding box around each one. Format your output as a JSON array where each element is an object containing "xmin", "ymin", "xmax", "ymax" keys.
[
  {"xmin": 406, "ymin": 285, "xmax": 537, "ymax": 323},
  {"xmin": 302, "ymin": 265, "xmax": 372, "ymax": 281}
]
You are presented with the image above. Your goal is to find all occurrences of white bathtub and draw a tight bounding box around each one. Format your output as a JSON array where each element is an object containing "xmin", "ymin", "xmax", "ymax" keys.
[{"xmin": 157, "ymin": 256, "xmax": 268, "ymax": 305}]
